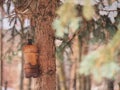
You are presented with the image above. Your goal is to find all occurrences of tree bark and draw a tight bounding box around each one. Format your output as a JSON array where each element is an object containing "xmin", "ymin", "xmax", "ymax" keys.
[{"xmin": 32, "ymin": 0, "xmax": 57, "ymax": 90}]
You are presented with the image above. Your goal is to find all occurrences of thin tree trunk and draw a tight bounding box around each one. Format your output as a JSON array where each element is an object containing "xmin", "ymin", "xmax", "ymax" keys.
[
  {"xmin": 79, "ymin": 38, "xmax": 91, "ymax": 90},
  {"xmin": 56, "ymin": 74, "xmax": 60, "ymax": 90},
  {"xmin": 23, "ymin": 78, "xmax": 32, "ymax": 90},
  {"xmin": 69, "ymin": 36, "xmax": 79, "ymax": 90},
  {"xmin": 20, "ymin": 38, "xmax": 24, "ymax": 90},
  {"xmin": 4, "ymin": 81, "xmax": 8, "ymax": 90},
  {"xmin": 56, "ymin": 59, "xmax": 67, "ymax": 90},
  {"xmin": 0, "ymin": 9, "xmax": 3, "ymax": 90},
  {"xmin": 86, "ymin": 76, "xmax": 91, "ymax": 90},
  {"xmin": 28, "ymin": 78, "xmax": 32, "ymax": 90},
  {"xmin": 76, "ymin": 37, "xmax": 82, "ymax": 90},
  {"xmin": 33, "ymin": 0, "xmax": 57, "ymax": 90},
  {"xmin": 104, "ymin": 28, "xmax": 114, "ymax": 90},
  {"xmin": 79, "ymin": 37, "xmax": 85, "ymax": 90}
]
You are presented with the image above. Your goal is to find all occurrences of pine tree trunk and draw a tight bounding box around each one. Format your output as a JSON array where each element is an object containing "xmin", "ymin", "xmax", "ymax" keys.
[{"xmin": 32, "ymin": 0, "xmax": 57, "ymax": 90}]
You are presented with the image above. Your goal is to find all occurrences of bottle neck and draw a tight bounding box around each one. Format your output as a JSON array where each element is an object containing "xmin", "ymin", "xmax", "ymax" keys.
[{"xmin": 27, "ymin": 39, "xmax": 32, "ymax": 45}]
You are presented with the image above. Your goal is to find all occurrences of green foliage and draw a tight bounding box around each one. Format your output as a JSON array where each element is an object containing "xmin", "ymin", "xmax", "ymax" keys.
[
  {"xmin": 56, "ymin": 38, "xmax": 72, "ymax": 61},
  {"xmin": 83, "ymin": 0, "xmax": 95, "ymax": 20},
  {"xmin": 80, "ymin": 49, "xmax": 120, "ymax": 82},
  {"xmin": 105, "ymin": 21, "xmax": 118, "ymax": 38},
  {"xmin": 54, "ymin": 2, "xmax": 120, "ymax": 83},
  {"xmin": 52, "ymin": 0, "xmax": 81, "ymax": 38},
  {"xmin": 80, "ymin": 28, "xmax": 120, "ymax": 82},
  {"xmin": 80, "ymin": 50, "xmax": 99, "ymax": 75},
  {"xmin": 52, "ymin": 18, "xmax": 68, "ymax": 37},
  {"xmin": 56, "ymin": 46, "xmax": 64, "ymax": 61}
]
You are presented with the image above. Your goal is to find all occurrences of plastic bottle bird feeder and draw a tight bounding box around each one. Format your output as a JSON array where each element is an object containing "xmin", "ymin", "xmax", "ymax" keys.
[{"xmin": 23, "ymin": 39, "xmax": 39, "ymax": 78}]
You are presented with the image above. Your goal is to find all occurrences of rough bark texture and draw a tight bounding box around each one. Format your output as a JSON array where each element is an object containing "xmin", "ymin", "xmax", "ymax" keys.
[{"xmin": 33, "ymin": 0, "xmax": 57, "ymax": 90}]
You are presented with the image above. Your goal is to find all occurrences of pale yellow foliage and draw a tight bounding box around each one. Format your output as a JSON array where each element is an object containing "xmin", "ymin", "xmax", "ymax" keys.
[
  {"xmin": 56, "ymin": 0, "xmax": 77, "ymax": 27},
  {"xmin": 83, "ymin": 0, "xmax": 95, "ymax": 20}
]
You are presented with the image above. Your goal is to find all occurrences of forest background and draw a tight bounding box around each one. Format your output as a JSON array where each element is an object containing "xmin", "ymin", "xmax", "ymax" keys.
[{"xmin": 0, "ymin": 0, "xmax": 120, "ymax": 90}]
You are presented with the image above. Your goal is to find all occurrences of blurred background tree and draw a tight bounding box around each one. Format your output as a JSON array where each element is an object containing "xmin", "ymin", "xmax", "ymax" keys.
[{"xmin": 0, "ymin": 0, "xmax": 120, "ymax": 90}]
